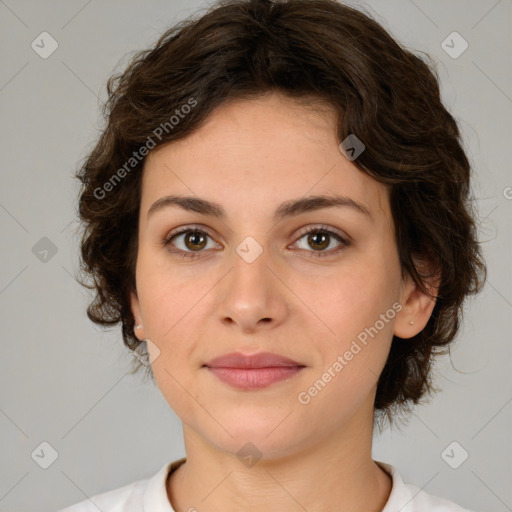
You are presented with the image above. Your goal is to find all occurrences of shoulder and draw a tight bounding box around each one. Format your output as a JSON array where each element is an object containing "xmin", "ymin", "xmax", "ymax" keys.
[
  {"xmin": 378, "ymin": 462, "xmax": 475, "ymax": 512},
  {"xmin": 57, "ymin": 477, "xmax": 148, "ymax": 512},
  {"xmin": 57, "ymin": 479, "xmax": 145, "ymax": 512},
  {"xmin": 56, "ymin": 461, "xmax": 174, "ymax": 512}
]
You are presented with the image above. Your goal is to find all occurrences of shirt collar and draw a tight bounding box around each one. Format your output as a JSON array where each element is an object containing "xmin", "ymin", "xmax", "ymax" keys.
[
  {"xmin": 143, "ymin": 458, "xmax": 186, "ymax": 512},
  {"xmin": 377, "ymin": 461, "xmax": 417, "ymax": 511},
  {"xmin": 143, "ymin": 458, "xmax": 413, "ymax": 512}
]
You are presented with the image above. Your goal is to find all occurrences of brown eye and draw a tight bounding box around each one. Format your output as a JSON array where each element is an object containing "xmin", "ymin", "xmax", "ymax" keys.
[
  {"xmin": 293, "ymin": 226, "xmax": 349, "ymax": 258},
  {"xmin": 183, "ymin": 231, "xmax": 207, "ymax": 251},
  {"xmin": 164, "ymin": 228, "xmax": 218, "ymax": 258},
  {"xmin": 307, "ymin": 231, "xmax": 330, "ymax": 251}
]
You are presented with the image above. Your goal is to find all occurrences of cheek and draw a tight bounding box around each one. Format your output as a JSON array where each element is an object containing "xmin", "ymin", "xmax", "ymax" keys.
[
  {"xmin": 136, "ymin": 250, "xmax": 211, "ymax": 340},
  {"xmin": 135, "ymin": 251, "xmax": 212, "ymax": 394},
  {"xmin": 151, "ymin": 364, "xmax": 203, "ymax": 436},
  {"xmin": 291, "ymin": 254, "xmax": 401, "ymax": 342},
  {"xmin": 290, "ymin": 244, "xmax": 402, "ymax": 395}
]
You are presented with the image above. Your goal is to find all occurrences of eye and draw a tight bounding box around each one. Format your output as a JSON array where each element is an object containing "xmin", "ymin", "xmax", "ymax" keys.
[
  {"xmin": 163, "ymin": 224, "xmax": 350, "ymax": 259},
  {"xmin": 292, "ymin": 225, "xmax": 350, "ymax": 258},
  {"xmin": 163, "ymin": 227, "xmax": 219, "ymax": 258}
]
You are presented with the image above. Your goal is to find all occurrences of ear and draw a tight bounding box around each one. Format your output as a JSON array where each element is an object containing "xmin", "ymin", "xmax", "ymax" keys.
[
  {"xmin": 394, "ymin": 260, "xmax": 440, "ymax": 339},
  {"xmin": 130, "ymin": 290, "xmax": 145, "ymax": 340}
]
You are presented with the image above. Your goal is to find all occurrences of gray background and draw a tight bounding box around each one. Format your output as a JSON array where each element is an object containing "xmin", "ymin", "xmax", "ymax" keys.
[{"xmin": 0, "ymin": 1, "xmax": 510, "ymax": 511}]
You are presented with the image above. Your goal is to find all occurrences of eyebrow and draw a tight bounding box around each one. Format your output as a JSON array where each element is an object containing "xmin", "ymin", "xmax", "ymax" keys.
[{"xmin": 147, "ymin": 193, "xmax": 372, "ymax": 222}]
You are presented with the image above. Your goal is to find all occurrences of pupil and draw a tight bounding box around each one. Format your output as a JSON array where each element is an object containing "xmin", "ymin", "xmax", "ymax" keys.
[
  {"xmin": 186, "ymin": 232, "xmax": 206, "ymax": 250},
  {"xmin": 309, "ymin": 232, "xmax": 329, "ymax": 250}
]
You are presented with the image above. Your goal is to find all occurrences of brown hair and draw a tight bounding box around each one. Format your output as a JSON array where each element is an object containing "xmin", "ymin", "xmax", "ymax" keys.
[{"xmin": 75, "ymin": 0, "xmax": 486, "ymax": 422}]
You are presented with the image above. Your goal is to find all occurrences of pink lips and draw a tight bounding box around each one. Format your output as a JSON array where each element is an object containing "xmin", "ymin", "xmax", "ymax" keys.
[{"xmin": 204, "ymin": 352, "xmax": 305, "ymax": 390}]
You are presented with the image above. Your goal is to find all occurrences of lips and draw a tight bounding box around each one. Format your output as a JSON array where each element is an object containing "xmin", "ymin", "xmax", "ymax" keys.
[
  {"xmin": 205, "ymin": 352, "xmax": 303, "ymax": 369},
  {"xmin": 204, "ymin": 352, "xmax": 305, "ymax": 390}
]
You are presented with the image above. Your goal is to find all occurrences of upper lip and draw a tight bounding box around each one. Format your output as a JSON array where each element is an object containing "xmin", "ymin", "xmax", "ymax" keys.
[{"xmin": 204, "ymin": 352, "xmax": 304, "ymax": 369}]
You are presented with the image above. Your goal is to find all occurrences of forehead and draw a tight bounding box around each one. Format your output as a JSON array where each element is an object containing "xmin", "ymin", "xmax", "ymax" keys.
[{"xmin": 140, "ymin": 92, "xmax": 390, "ymax": 223}]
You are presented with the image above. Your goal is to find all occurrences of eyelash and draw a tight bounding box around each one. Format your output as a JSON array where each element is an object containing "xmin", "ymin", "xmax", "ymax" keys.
[{"xmin": 162, "ymin": 225, "xmax": 350, "ymax": 259}]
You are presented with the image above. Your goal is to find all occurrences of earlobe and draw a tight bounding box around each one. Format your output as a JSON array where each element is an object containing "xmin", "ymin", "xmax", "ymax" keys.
[
  {"xmin": 394, "ymin": 267, "xmax": 439, "ymax": 339},
  {"xmin": 130, "ymin": 290, "xmax": 145, "ymax": 339}
]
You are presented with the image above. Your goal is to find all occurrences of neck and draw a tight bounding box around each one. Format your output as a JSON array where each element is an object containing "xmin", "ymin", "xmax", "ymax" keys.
[{"xmin": 167, "ymin": 402, "xmax": 392, "ymax": 512}]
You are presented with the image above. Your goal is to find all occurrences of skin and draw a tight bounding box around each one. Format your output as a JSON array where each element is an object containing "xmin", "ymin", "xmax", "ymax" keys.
[{"xmin": 130, "ymin": 91, "xmax": 437, "ymax": 512}]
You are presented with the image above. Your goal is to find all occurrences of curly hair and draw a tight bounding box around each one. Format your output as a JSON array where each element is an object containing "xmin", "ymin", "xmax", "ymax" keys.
[{"xmin": 75, "ymin": 0, "xmax": 486, "ymax": 422}]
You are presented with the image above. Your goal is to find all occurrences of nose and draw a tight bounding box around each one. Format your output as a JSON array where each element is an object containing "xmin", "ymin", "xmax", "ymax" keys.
[{"xmin": 216, "ymin": 243, "xmax": 288, "ymax": 333}]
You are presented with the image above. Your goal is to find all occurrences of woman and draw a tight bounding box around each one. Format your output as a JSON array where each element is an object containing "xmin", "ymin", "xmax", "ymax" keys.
[{"xmin": 60, "ymin": 0, "xmax": 486, "ymax": 510}]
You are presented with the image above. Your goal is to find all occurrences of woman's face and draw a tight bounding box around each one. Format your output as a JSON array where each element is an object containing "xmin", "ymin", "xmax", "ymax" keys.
[{"xmin": 131, "ymin": 92, "xmax": 415, "ymax": 459}]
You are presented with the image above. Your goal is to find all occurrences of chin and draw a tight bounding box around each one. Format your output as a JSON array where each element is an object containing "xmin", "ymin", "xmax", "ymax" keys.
[{"xmin": 195, "ymin": 411, "xmax": 312, "ymax": 462}]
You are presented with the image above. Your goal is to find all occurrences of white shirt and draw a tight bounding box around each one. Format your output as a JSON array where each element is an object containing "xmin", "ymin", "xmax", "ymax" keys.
[{"xmin": 57, "ymin": 458, "xmax": 474, "ymax": 512}]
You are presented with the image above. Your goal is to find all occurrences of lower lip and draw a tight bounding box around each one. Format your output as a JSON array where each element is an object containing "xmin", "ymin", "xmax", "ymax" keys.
[{"xmin": 206, "ymin": 366, "xmax": 304, "ymax": 390}]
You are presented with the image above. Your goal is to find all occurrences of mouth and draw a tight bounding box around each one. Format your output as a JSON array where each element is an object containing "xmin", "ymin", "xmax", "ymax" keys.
[{"xmin": 203, "ymin": 352, "xmax": 306, "ymax": 390}]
